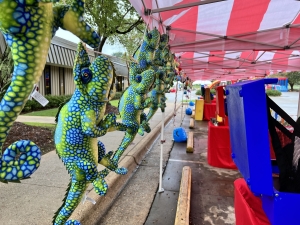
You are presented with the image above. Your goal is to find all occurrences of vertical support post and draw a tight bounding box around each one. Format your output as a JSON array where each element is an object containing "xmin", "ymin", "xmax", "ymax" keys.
[
  {"xmin": 158, "ymin": 111, "xmax": 165, "ymax": 193},
  {"xmin": 297, "ymin": 89, "xmax": 300, "ymax": 119},
  {"xmin": 181, "ymin": 91, "xmax": 184, "ymax": 122}
]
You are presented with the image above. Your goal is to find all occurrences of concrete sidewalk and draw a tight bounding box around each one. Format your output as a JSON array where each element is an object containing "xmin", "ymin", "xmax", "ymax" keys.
[
  {"xmin": 0, "ymin": 102, "xmax": 180, "ymax": 225},
  {"xmin": 16, "ymin": 115, "xmax": 57, "ymax": 124}
]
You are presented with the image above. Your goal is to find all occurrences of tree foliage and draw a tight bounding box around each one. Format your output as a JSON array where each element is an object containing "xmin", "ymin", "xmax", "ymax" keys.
[
  {"xmin": 269, "ymin": 71, "xmax": 300, "ymax": 91},
  {"xmin": 285, "ymin": 71, "xmax": 300, "ymax": 91},
  {"xmin": 111, "ymin": 51, "xmax": 125, "ymax": 58},
  {"xmin": 117, "ymin": 23, "xmax": 145, "ymax": 56},
  {"xmin": 83, "ymin": 0, "xmax": 145, "ymax": 52},
  {"xmin": 0, "ymin": 46, "xmax": 13, "ymax": 98}
]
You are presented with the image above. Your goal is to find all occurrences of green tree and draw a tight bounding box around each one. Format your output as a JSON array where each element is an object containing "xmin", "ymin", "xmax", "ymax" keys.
[
  {"xmin": 84, "ymin": 0, "xmax": 145, "ymax": 53},
  {"xmin": 112, "ymin": 51, "xmax": 125, "ymax": 58},
  {"xmin": 0, "ymin": 46, "xmax": 13, "ymax": 98},
  {"xmin": 117, "ymin": 24, "xmax": 145, "ymax": 56},
  {"xmin": 285, "ymin": 71, "xmax": 300, "ymax": 91}
]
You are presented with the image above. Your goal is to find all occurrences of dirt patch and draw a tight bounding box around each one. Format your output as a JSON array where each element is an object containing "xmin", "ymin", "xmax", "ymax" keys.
[
  {"xmin": 105, "ymin": 102, "xmax": 119, "ymax": 115},
  {"xmin": 3, "ymin": 122, "xmax": 55, "ymax": 155}
]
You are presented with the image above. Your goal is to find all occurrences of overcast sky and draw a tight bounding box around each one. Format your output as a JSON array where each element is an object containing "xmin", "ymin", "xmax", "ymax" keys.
[{"xmin": 55, "ymin": 28, "xmax": 125, "ymax": 55}]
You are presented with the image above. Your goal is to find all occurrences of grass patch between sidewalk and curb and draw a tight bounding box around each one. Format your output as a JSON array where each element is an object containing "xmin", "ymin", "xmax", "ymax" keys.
[
  {"xmin": 23, "ymin": 100, "xmax": 119, "ymax": 117},
  {"xmin": 24, "ymin": 108, "xmax": 58, "ymax": 117},
  {"xmin": 23, "ymin": 122, "xmax": 56, "ymax": 131},
  {"xmin": 110, "ymin": 99, "xmax": 119, "ymax": 107}
]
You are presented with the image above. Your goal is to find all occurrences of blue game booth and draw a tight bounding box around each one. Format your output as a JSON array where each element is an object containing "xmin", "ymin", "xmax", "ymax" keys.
[
  {"xmin": 226, "ymin": 78, "xmax": 299, "ymax": 225},
  {"xmin": 270, "ymin": 77, "xmax": 288, "ymax": 92}
]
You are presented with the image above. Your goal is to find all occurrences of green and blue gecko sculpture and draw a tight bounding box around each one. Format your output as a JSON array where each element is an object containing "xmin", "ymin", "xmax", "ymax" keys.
[
  {"xmin": 164, "ymin": 52, "xmax": 177, "ymax": 92},
  {"xmin": 138, "ymin": 34, "xmax": 169, "ymax": 135},
  {"xmin": 0, "ymin": 0, "xmax": 100, "ymax": 182},
  {"xmin": 111, "ymin": 28, "xmax": 160, "ymax": 163},
  {"xmin": 54, "ymin": 42, "xmax": 127, "ymax": 225}
]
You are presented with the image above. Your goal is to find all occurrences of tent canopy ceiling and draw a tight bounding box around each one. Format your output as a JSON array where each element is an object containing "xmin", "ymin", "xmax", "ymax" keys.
[{"xmin": 129, "ymin": 0, "xmax": 300, "ymax": 80}]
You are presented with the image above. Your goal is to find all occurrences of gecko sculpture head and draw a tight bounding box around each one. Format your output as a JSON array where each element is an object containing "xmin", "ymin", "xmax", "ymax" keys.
[
  {"xmin": 74, "ymin": 42, "xmax": 114, "ymax": 103},
  {"xmin": 144, "ymin": 27, "xmax": 161, "ymax": 52}
]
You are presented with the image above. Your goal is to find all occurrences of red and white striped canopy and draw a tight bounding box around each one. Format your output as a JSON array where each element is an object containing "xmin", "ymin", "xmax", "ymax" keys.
[{"xmin": 129, "ymin": 0, "xmax": 300, "ymax": 80}]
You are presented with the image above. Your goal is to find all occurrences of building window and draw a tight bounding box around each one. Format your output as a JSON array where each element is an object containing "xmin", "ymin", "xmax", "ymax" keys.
[
  {"xmin": 59, "ymin": 67, "xmax": 65, "ymax": 95},
  {"xmin": 44, "ymin": 65, "xmax": 51, "ymax": 95},
  {"xmin": 116, "ymin": 76, "xmax": 123, "ymax": 92}
]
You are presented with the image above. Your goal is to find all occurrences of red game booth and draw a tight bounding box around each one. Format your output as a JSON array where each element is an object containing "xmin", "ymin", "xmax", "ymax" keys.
[{"xmin": 207, "ymin": 86, "xmax": 237, "ymax": 169}]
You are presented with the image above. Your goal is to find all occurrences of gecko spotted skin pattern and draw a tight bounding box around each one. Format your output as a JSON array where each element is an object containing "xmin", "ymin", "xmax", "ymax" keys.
[
  {"xmin": 0, "ymin": 0, "xmax": 100, "ymax": 182},
  {"xmin": 54, "ymin": 43, "xmax": 127, "ymax": 225}
]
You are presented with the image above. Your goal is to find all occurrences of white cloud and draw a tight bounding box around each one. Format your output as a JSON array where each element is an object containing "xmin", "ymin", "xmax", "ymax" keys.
[{"xmin": 54, "ymin": 28, "xmax": 125, "ymax": 55}]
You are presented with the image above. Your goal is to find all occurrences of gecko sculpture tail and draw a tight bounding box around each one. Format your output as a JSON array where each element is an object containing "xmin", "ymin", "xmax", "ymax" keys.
[{"xmin": 0, "ymin": 0, "xmax": 100, "ymax": 182}]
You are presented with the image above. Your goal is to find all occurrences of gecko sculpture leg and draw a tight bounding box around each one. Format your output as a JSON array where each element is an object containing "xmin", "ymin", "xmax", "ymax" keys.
[
  {"xmin": 138, "ymin": 70, "xmax": 167, "ymax": 135},
  {"xmin": 0, "ymin": 0, "xmax": 100, "ymax": 181},
  {"xmin": 54, "ymin": 43, "xmax": 126, "ymax": 225}
]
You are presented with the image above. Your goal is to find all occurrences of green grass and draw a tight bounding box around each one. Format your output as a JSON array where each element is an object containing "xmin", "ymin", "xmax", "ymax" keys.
[
  {"xmin": 23, "ymin": 122, "xmax": 56, "ymax": 131},
  {"xmin": 24, "ymin": 108, "xmax": 58, "ymax": 117},
  {"xmin": 23, "ymin": 100, "xmax": 120, "ymax": 118},
  {"xmin": 110, "ymin": 99, "xmax": 119, "ymax": 107},
  {"xmin": 292, "ymin": 84, "xmax": 300, "ymax": 91},
  {"xmin": 182, "ymin": 99, "xmax": 196, "ymax": 103}
]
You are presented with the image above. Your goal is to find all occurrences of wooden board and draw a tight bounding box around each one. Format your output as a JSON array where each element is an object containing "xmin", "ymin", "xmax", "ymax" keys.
[
  {"xmin": 174, "ymin": 166, "xmax": 191, "ymax": 225},
  {"xmin": 186, "ymin": 132, "xmax": 193, "ymax": 153},
  {"xmin": 189, "ymin": 118, "xmax": 194, "ymax": 129}
]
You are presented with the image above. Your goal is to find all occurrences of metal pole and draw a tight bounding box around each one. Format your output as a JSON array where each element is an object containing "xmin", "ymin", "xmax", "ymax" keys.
[
  {"xmin": 158, "ymin": 111, "xmax": 165, "ymax": 193},
  {"xmin": 181, "ymin": 90, "xmax": 184, "ymax": 122},
  {"xmin": 297, "ymin": 89, "xmax": 300, "ymax": 119}
]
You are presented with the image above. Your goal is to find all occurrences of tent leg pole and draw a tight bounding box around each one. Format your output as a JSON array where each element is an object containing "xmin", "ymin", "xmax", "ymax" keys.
[
  {"xmin": 297, "ymin": 89, "xmax": 300, "ymax": 119},
  {"xmin": 181, "ymin": 91, "xmax": 184, "ymax": 122},
  {"xmin": 158, "ymin": 111, "xmax": 165, "ymax": 193}
]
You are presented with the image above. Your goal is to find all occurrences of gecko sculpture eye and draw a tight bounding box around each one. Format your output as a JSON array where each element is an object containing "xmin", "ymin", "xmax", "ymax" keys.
[
  {"xmin": 81, "ymin": 68, "xmax": 93, "ymax": 84},
  {"xmin": 135, "ymin": 75, "xmax": 142, "ymax": 83},
  {"xmin": 158, "ymin": 71, "xmax": 164, "ymax": 80},
  {"xmin": 147, "ymin": 32, "xmax": 152, "ymax": 39}
]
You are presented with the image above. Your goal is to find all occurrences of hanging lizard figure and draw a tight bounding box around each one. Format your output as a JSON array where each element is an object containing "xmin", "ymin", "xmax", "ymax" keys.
[
  {"xmin": 0, "ymin": 0, "xmax": 100, "ymax": 181},
  {"xmin": 54, "ymin": 42, "xmax": 126, "ymax": 225},
  {"xmin": 164, "ymin": 52, "xmax": 177, "ymax": 92},
  {"xmin": 130, "ymin": 27, "xmax": 160, "ymax": 84},
  {"xmin": 138, "ymin": 34, "xmax": 170, "ymax": 135},
  {"xmin": 110, "ymin": 28, "xmax": 160, "ymax": 163}
]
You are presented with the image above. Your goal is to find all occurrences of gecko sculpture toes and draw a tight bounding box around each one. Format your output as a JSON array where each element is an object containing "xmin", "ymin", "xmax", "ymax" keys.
[
  {"xmin": 65, "ymin": 220, "xmax": 81, "ymax": 225},
  {"xmin": 53, "ymin": 42, "xmax": 124, "ymax": 225},
  {"xmin": 138, "ymin": 113, "xmax": 151, "ymax": 136}
]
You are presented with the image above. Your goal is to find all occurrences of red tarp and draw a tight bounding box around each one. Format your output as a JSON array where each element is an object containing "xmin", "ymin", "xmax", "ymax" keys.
[{"xmin": 129, "ymin": 0, "xmax": 300, "ymax": 80}]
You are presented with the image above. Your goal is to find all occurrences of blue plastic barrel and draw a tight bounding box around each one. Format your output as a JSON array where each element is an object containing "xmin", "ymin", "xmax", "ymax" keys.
[
  {"xmin": 189, "ymin": 101, "xmax": 195, "ymax": 106},
  {"xmin": 173, "ymin": 127, "xmax": 187, "ymax": 142},
  {"xmin": 185, "ymin": 108, "xmax": 192, "ymax": 115}
]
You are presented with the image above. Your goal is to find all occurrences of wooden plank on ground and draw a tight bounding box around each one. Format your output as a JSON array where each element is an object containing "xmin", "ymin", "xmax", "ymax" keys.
[
  {"xmin": 174, "ymin": 166, "xmax": 191, "ymax": 225},
  {"xmin": 189, "ymin": 118, "xmax": 194, "ymax": 129},
  {"xmin": 191, "ymin": 111, "xmax": 195, "ymax": 118},
  {"xmin": 186, "ymin": 132, "xmax": 193, "ymax": 153}
]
